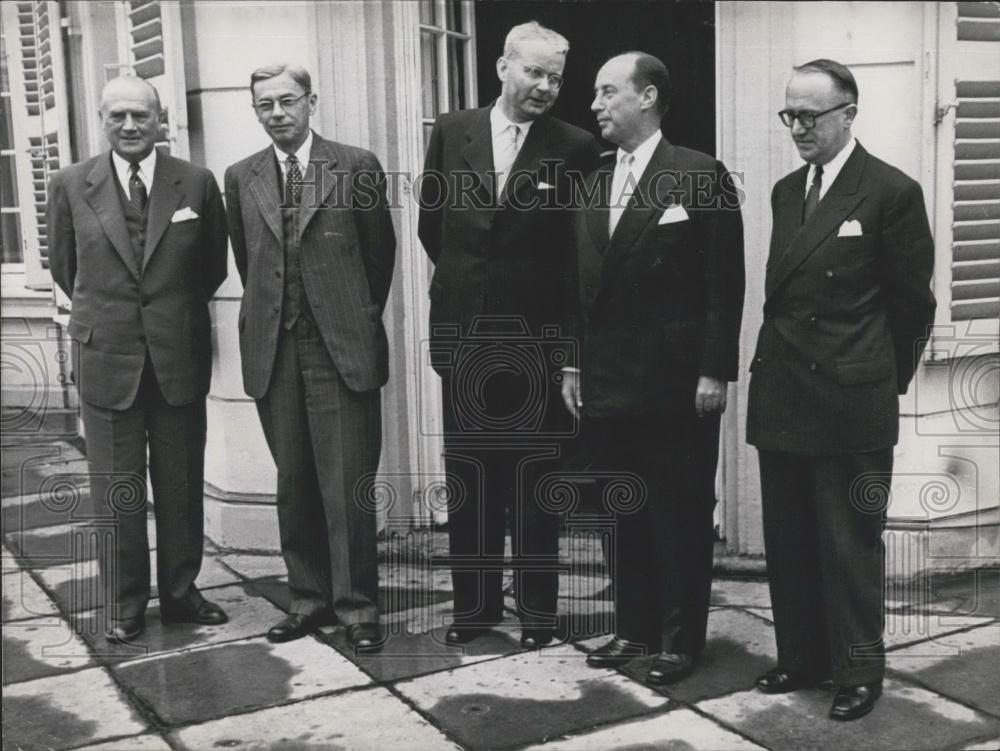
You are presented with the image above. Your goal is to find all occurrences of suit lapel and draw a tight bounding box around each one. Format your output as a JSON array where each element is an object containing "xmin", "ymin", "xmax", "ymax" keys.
[
  {"xmin": 299, "ymin": 135, "xmax": 340, "ymax": 237},
  {"xmin": 142, "ymin": 152, "xmax": 184, "ymax": 271},
  {"xmin": 583, "ymin": 164, "xmax": 612, "ymax": 252},
  {"xmin": 247, "ymin": 147, "xmax": 284, "ymax": 243},
  {"xmin": 766, "ymin": 145, "xmax": 868, "ymax": 297},
  {"xmin": 84, "ymin": 153, "xmax": 140, "ymax": 281},
  {"xmin": 604, "ymin": 139, "xmax": 676, "ymax": 266},
  {"xmin": 461, "ymin": 107, "xmax": 496, "ymax": 206}
]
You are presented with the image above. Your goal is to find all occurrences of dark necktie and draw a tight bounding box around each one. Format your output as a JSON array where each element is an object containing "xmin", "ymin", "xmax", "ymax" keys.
[
  {"xmin": 802, "ymin": 163, "xmax": 823, "ymax": 223},
  {"xmin": 285, "ymin": 154, "xmax": 303, "ymax": 207},
  {"xmin": 128, "ymin": 163, "xmax": 147, "ymax": 212}
]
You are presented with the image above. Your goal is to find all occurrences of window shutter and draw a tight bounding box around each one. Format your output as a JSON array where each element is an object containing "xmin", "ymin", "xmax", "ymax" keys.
[
  {"xmin": 2, "ymin": 0, "xmax": 70, "ymax": 289},
  {"xmin": 956, "ymin": 1, "xmax": 1000, "ymax": 42}
]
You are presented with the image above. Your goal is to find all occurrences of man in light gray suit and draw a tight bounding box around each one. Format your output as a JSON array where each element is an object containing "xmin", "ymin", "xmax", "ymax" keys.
[{"xmin": 225, "ymin": 64, "xmax": 396, "ymax": 649}]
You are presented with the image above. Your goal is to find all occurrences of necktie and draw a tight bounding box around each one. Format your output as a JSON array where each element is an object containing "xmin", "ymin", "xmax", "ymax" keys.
[
  {"xmin": 609, "ymin": 152, "xmax": 636, "ymax": 236},
  {"xmin": 496, "ymin": 124, "xmax": 521, "ymax": 195},
  {"xmin": 803, "ymin": 163, "xmax": 823, "ymax": 223},
  {"xmin": 128, "ymin": 163, "xmax": 147, "ymax": 213},
  {"xmin": 285, "ymin": 154, "xmax": 303, "ymax": 207}
]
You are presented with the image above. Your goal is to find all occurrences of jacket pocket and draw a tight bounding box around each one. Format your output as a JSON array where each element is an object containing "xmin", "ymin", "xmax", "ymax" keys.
[
  {"xmin": 836, "ymin": 357, "xmax": 893, "ymax": 386},
  {"xmin": 67, "ymin": 319, "xmax": 93, "ymax": 344}
]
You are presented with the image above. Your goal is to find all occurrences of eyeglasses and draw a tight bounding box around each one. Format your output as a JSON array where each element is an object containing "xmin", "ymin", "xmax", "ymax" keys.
[
  {"xmin": 252, "ymin": 92, "xmax": 310, "ymax": 115},
  {"xmin": 777, "ymin": 102, "xmax": 853, "ymax": 129},
  {"xmin": 505, "ymin": 59, "xmax": 564, "ymax": 90}
]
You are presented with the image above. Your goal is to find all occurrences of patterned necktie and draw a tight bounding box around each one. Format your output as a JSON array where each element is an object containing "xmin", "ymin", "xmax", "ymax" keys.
[
  {"xmin": 609, "ymin": 152, "xmax": 636, "ymax": 236},
  {"xmin": 285, "ymin": 154, "xmax": 303, "ymax": 207},
  {"xmin": 128, "ymin": 163, "xmax": 147, "ymax": 212},
  {"xmin": 496, "ymin": 124, "xmax": 521, "ymax": 194},
  {"xmin": 803, "ymin": 163, "xmax": 823, "ymax": 223}
]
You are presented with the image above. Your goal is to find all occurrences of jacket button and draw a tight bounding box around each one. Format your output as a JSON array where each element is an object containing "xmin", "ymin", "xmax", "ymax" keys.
[
  {"xmin": 809, "ymin": 362, "xmax": 817, "ymax": 371},
  {"xmin": 275, "ymin": 270, "xmax": 282, "ymax": 278},
  {"xmin": 824, "ymin": 270, "xmax": 834, "ymax": 279},
  {"xmin": 273, "ymin": 306, "xmax": 280, "ymax": 315},
  {"xmin": 809, "ymin": 315, "xmax": 818, "ymax": 325},
  {"xmin": 140, "ymin": 297, "xmax": 150, "ymax": 306},
  {"xmin": 138, "ymin": 335, "xmax": 147, "ymax": 344}
]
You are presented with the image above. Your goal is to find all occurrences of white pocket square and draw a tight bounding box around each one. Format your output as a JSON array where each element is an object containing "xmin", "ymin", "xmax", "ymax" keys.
[
  {"xmin": 537, "ymin": 181, "xmax": 554, "ymax": 190},
  {"xmin": 838, "ymin": 219, "xmax": 863, "ymax": 237},
  {"xmin": 171, "ymin": 207, "xmax": 199, "ymax": 223},
  {"xmin": 658, "ymin": 204, "xmax": 689, "ymax": 225}
]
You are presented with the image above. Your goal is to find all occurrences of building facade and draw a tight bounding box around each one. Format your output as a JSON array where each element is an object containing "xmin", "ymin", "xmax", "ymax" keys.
[{"xmin": 2, "ymin": 1, "xmax": 997, "ymax": 566}]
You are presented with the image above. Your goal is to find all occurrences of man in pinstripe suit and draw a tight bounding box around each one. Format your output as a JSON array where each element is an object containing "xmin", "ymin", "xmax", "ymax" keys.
[{"xmin": 225, "ymin": 64, "xmax": 396, "ymax": 649}]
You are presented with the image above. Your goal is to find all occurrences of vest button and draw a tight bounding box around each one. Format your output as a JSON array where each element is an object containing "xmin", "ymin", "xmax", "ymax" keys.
[{"xmin": 140, "ymin": 297, "xmax": 150, "ymax": 306}]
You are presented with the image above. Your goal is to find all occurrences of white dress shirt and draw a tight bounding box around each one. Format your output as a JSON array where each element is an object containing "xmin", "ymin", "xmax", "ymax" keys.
[
  {"xmin": 112, "ymin": 148, "xmax": 156, "ymax": 199},
  {"xmin": 274, "ymin": 129, "xmax": 314, "ymax": 180},
  {"xmin": 806, "ymin": 136, "xmax": 856, "ymax": 201},
  {"xmin": 490, "ymin": 104, "xmax": 533, "ymax": 192},
  {"xmin": 609, "ymin": 129, "xmax": 662, "ymax": 235}
]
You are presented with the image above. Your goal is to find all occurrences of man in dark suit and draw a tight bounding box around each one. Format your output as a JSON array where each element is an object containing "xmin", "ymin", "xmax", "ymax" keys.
[
  {"xmin": 748, "ymin": 59, "xmax": 936, "ymax": 721},
  {"xmin": 47, "ymin": 75, "xmax": 229, "ymax": 643},
  {"xmin": 419, "ymin": 21, "xmax": 600, "ymax": 649},
  {"xmin": 563, "ymin": 52, "xmax": 744, "ymax": 685},
  {"xmin": 225, "ymin": 64, "xmax": 395, "ymax": 650}
]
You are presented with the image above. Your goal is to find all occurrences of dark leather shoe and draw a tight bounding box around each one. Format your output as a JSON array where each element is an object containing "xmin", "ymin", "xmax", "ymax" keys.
[
  {"xmin": 444, "ymin": 619, "xmax": 501, "ymax": 645},
  {"xmin": 830, "ymin": 682, "xmax": 882, "ymax": 721},
  {"xmin": 160, "ymin": 598, "xmax": 228, "ymax": 626},
  {"xmin": 520, "ymin": 628, "xmax": 554, "ymax": 649},
  {"xmin": 347, "ymin": 622, "xmax": 383, "ymax": 652},
  {"xmin": 647, "ymin": 652, "xmax": 695, "ymax": 686},
  {"xmin": 106, "ymin": 614, "xmax": 145, "ymax": 643},
  {"xmin": 755, "ymin": 667, "xmax": 809, "ymax": 694},
  {"xmin": 586, "ymin": 637, "xmax": 648, "ymax": 668},
  {"xmin": 267, "ymin": 612, "xmax": 326, "ymax": 643}
]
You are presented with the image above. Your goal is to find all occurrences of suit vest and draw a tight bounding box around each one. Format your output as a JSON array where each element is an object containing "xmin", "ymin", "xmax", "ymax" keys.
[
  {"xmin": 116, "ymin": 179, "xmax": 149, "ymax": 273},
  {"xmin": 277, "ymin": 159, "xmax": 313, "ymax": 329}
]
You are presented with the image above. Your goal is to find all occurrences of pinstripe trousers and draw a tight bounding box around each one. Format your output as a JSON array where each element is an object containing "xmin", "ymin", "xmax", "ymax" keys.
[{"xmin": 255, "ymin": 316, "xmax": 381, "ymax": 625}]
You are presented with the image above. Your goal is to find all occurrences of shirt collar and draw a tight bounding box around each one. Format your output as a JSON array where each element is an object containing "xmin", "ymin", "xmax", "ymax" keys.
[
  {"xmin": 490, "ymin": 102, "xmax": 534, "ymax": 140},
  {"xmin": 112, "ymin": 147, "xmax": 157, "ymax": 193},
  {"xmin": 807, "ymin": 136, "xmax": 856, "ymax": 198},
  {"xmin": 274, "ymin": 130, "xmax": 314, "ymax": 172},
  {"xmin": 616, "ymin": 129, "xmax": 662, "ymax": 175}
]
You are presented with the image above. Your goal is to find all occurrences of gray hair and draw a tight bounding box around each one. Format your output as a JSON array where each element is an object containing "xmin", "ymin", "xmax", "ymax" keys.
[
  {"xmin": 100, "ymin": 74, "xmax": 162, "ymax": 113},
  {"xmin": 503, "ymin": 21, "xmax": 569, "ymax": 59},
  {"xmin": 249, "ymin": 63, "xmax": 312, "ymax": 97}
]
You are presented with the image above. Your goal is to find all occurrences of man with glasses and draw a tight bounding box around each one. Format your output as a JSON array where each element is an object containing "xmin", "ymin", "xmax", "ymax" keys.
[
  {"xmin": 225, "ymin": 64, "xmax": 396, "ymax": 649},
  {"xmin": 747, "ymin": 59, "xmax": 936, "ymax": 720},
  {"xmin": 418, "ymin": 21, "xmax": 599, "ymax": 649}
]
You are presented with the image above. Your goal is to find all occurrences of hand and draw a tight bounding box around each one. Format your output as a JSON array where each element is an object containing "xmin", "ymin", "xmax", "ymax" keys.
[
  {"xmin": 561, "ymin": 369, "xmax": 582, "ymax": 419},
  {"xmin": 695, "ymin": 376, "xmax": 727, "ymax": 417}
]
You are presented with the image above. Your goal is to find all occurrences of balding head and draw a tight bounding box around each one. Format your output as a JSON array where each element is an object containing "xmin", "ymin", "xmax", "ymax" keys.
[{"xmin": 99, "ymin": 75, "xmax": 163, "ymax": 162}]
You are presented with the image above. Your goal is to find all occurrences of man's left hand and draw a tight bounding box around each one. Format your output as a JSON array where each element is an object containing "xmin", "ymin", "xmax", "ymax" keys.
[{"xmin": 695, "ymin": 376, "xmax": 728, "ymax": 417}]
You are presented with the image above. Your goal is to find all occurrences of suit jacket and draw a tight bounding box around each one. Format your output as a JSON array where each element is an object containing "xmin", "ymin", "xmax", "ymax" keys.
[
  {"xmin": 225, "ymin": 134, "xmax": 396, "ymax": 398},
  {"xmin": 573, "ymin": 139, "xmax": 745, "ymax": 418},
  {"xmin": 47, "ymin": 151, "xmax": 228, "ymax": 410},
  {"xmin": 746, "ymin": 143, "xmax": 936, "ymax": 454},
  {"xmin": 418, "ymin": 106, "xmax": 600, "ymax": 374}
]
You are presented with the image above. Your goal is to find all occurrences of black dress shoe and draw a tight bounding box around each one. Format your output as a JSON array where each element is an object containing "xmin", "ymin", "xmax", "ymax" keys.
[
  {"xmin": 520, "ymin": 628, "xmax": 554, "ymax": 649},
  {"xmin": 106, "ymin": 614, "xmax": 145, "ymax": 643},
  {"xmin": 267, "ymin": 612, "xmax": 326, "ymax": 643},
  {"xmin": 755, "ymin": 667, "xmax": 809, "ymax": 694},
  {"xmin": 586, "ymin": 637, "xmax": 648, "ymax": 668},
  {"xmin": 646, "ymin": 652, "xmax": 695, "ymax": 686},
  {"xmin": 160, "ymin": 598, "xmax": 228, "ymax": 626},
  {"xmin": 444, "ymin": 619, "xmax": 501, "ymax": 645},
  {"xmin": 347, "ymin": 622, "xmax": 384, "ymax": 652},
  {"xmin": 830, "ymin": 682, "xmax": 882, "ymax": 721}
]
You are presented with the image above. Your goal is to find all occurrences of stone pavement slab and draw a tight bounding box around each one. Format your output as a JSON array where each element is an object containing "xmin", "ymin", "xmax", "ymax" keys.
[
  {"xmin": 3, "ymin": 569, "xmax": 59, "ymax": 622},
  {"xmin": 3, "ymin": 617, "xmax": 94, "ymax": 684},
  {"xmin": 1, "ymin": 454, "xmax": 90, "ymax": 500},
  {"xmin": 170, "ymin": 686, "xmax": 462, "ymax": 751},
  {"xmin": 394, "ymin": 642, "xmax": 670, "ymax": 751},
  {"xmin": 216, "ymin": 553, "xmax": 288, "ymax": 580},
  {"xmin": 2, "ymin": 667, "xmax": 147, "ymax": 750},
  {"xmin": 523, "ymin": 706, "xmax": 767, "ymax": 750},
  {"xmin": 2, "ymin": 488, "xmax": 90, "ymax": 535},
  {"xmin": 617, "ymin": 607, "xmax": 778, "ymax": 703},
  {"xmin": 67, "ymin": 584, "xmax": 285, "ymax": 662},
  {"xmin": 710, "ymin": 578, "xmax": 773, "ymax": 608},
  {"xmin": 696, "ymin": 677, "xmax": 1000, "ymax": 751},
  {"xmin": 888, "ymin": 622, "xmax": 1000, "ymax": 716},
  {"xmin": 75, "ymin": 734, "xmax": 173, "ymax": 751},
  {"xmin": 883, "ymin": 609, "xmax": 995, "ymax": 650},
  {"xmin": 114, "ymin": 635, "xmax": 372, "ymax": 726}
]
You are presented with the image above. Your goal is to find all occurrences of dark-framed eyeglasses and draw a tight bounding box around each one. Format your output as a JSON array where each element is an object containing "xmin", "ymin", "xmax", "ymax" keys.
[
  {"xmin": 505, "ymin": 58, "xmax": 564, "ymax": 90},
  {"xmin": 778, "ymin": 102, "xmax": 853, "ymax": 129},
  {"xmin": 252, "ymin": 92, "xmax": 310, "ymax": 115}
]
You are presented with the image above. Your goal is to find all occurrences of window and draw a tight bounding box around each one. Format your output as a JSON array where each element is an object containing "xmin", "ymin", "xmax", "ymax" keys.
[
  {"xmin": 1, "ymin": 32, "xmax": 22, "ymax": 265},
  {"xmin": 419, "ymin": 0, "xmax": 476, "ymax": 148}
]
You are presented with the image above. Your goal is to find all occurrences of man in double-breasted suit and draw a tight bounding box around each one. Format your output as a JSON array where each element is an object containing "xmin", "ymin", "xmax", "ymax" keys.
[
  {"xmin": 47, "ymin": 75, "xmax": 229, "ymax": 643},
  {"xmin": 225, "ymin": 64, "xmax": 395, "ymax": 649},
  {"xmin": 418, "ymin": 22, "xmax": 600, "ymax": 649},
  {"xmin": 563, "ymin": 52, "xmax": 744, "ymax": 685},
  {"xmin": 747, "ymin": 59, "xmax": 936, "ymax": 721}
]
